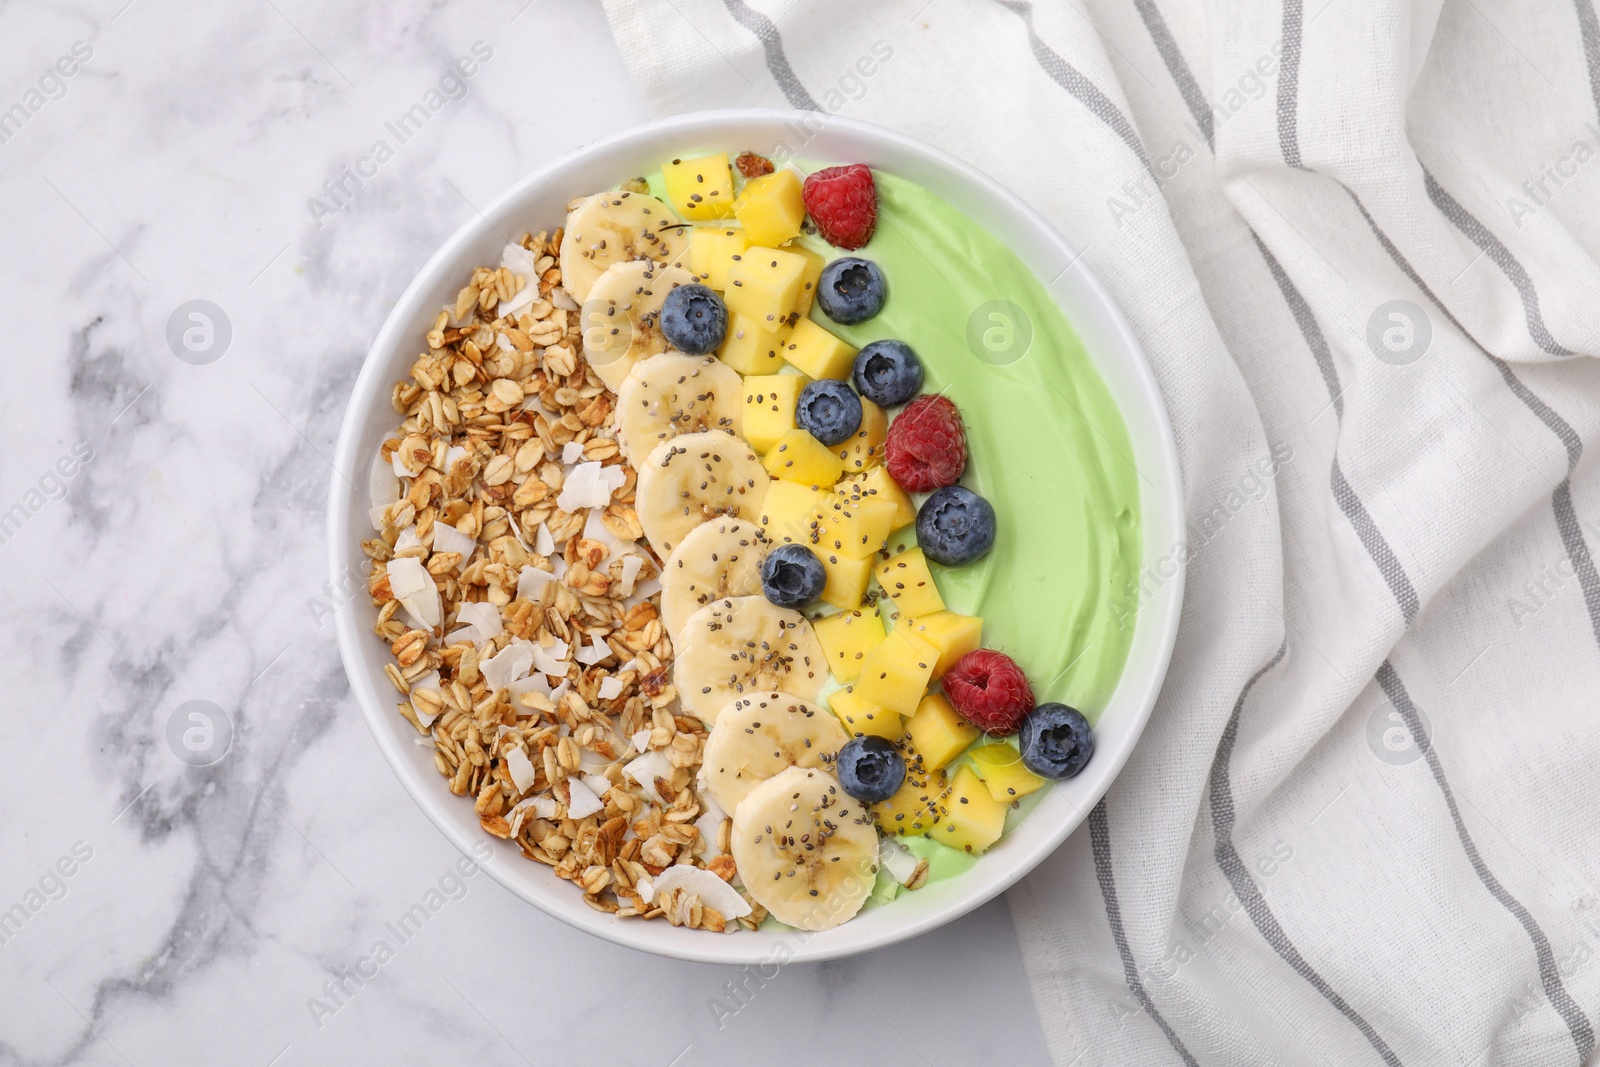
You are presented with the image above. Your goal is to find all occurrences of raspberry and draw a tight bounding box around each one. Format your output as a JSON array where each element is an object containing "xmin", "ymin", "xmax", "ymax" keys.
[
  {"xmin": 944, "ymin": 650, "xmax": 1035, "ymax": 735},
  {"xmin": 885, "ymin": 395, "xmax": 967, "ymax": 492},
  {"xmin": 802, "ymin": 164, "xmax": 877, "ymax": 250}
]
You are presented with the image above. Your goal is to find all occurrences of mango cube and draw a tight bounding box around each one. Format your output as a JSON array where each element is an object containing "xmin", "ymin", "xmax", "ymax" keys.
[
  {"xmin": 662, "ymin": 154, "xmax": 735, "ymax": 220},
  {"xmin": 843, "ymin": 466, "xmax": 916, "ymax": 530},
  {"xmin": 875, "ymin": 547, "xmax": 946, "ymax": 618},
  {"xmin": 742, "ymin": 374, "xmax": 806, "ymax": 454},
  {"xmin": 835, "ymin": 398, "xmax": 886, "ymax": 474},
  {"xmin": 968, "ymin": 742, "xmax": 1047, "ymax": 802},
  {"xmin": 732, "ymin": 169, "xmax": 805, "ymax": 246},
  {"xmin": 791, "ymin": 245, "xmax": 827, "ymax": 317},
  {"xmin": 872, "ymin": 759, "xmax": 948, "ymax": 836},
  {"xmin": 856, "ymin": 628, "xmax": 937, "ymax": 717},
  {"xmin": 760, "ymin": 480, "xmax": 829, "ymax": 546},
  {"xmin": 726, "ymin": 246, "xmax": 808, "ymax": 331},
  {"xmin": 814, "ymin": 609, "xmax": 887, "ymax": 683},
  {"xmin": 819, "ymin": 551, "xmax": 875, "ymax": 609},
  {"xmin": 820, "ymin": 493, "xmax": 899, "ymax": 559},
  {"xmin": 897, "ymin": 611, "xmax": 983, "ymax": 678},
  {"xmin": 828, "ymin": 685, "xmax": 904, "ymax": 740},
  {"xmin": 904, "ymin": 692, "xmax": 979, "ymax": 771},
  {"xmin": 763, "ymin": 428, "xmax": 845, "ymax": 486},
  {"xmin": 782, "ymin": 317, "xmax": 857, "ymax": 380},
  {"xmin": 688, "ymin": 225, "xmax": 751, "ymax": 290},
  {"xmin": 932, "ymin": 766, "xmax": 1008, "ymax": 853},
  {"xmin": 719, "ymin": 313, "xmax": 790, "ymax": 375}
]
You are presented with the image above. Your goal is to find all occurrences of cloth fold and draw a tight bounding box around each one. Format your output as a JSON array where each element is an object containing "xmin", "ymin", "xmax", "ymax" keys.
[{"xmin": 602, "ymin": 1, "xmax": 1600, "ymax": 1062}]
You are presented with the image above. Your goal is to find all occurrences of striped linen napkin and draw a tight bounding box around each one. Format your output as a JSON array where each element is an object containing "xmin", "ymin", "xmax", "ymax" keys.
[{"xmin": 601, "ymin": 1, "xmax": 1600, "ymax": 1062}]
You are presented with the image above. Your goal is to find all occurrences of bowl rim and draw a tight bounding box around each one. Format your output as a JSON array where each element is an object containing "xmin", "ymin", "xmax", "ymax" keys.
[{"xmin": 329, "ymin": 107, "xmax": 1184, "ymax": 964}]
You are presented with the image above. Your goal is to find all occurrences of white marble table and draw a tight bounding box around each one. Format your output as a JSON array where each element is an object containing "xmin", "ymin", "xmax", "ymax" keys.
[{"xmin": 0, "ymin": 1, "xmax": 1052, "ymax": 1063}]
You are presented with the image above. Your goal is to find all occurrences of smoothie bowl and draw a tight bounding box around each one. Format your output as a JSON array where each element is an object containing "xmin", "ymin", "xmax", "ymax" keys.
[{"xmin": 329, "ymin": 110, "xmax": 1182, "ymax": 963}]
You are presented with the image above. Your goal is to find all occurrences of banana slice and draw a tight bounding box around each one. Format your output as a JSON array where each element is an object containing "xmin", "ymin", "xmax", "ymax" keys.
[
  {"xmin": 635, "ymin": 430, "xmax": 770, "ymax": 556},
  {"xmin": 674, "ymin": 596, "xmax": 825, "ymax": 722},
  {"xmin": 661, "ymin": 518, "xmax": 772, "ymax": 644},
  {"xmin": 701, "ymin": 691, "xmax": 850, "ymax": 812},
  {"xmin": 580, "ymin": 260, "xmax": 696, "ymax": 392},
  {"xmin": 617, "ymin": 353, "xmax": 744, "ymax": 465},
  {"xmin": 730, "ymin": 766, "xmax": 879, "ymax": 931},
  {"xmin": 560, "ymin": 190, "xmax": 688, "ymax": 304}
]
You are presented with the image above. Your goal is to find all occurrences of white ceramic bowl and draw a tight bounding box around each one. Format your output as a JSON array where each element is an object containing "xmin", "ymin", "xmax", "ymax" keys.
[{"xmin": 329, "ymin": 109, "xmax": 1183, "ymax": 964}]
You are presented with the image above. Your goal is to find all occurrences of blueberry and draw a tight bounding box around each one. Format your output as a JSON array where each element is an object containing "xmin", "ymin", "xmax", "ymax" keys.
[
  {"xmin": 852, "ymin": 340, "xmax": 924, "ymax": 407},
  {"xmin": 916, "ymin": 485, "xmax": 996, "ymax": 566},
  {"xmin": 835, "ymin": 736, "xmax": 906, "ymax": 802},
  {"xmin": 660, "ymin": 283, "xmax": 727, "ymax": 354},
  {"xmin": 795, "ymin": 380, "xmax": 863, "ymax": 447},
  {"xmin": 1018, "ymin": 703, "xmax": 1093, "ymax": 779},
  {"xmin": 816, "ymin": 257, "xmax": 886, "ymax": 325},
  {"xmin": 760, "ymin": 543, "xmax": 826, "ymax": 608}
]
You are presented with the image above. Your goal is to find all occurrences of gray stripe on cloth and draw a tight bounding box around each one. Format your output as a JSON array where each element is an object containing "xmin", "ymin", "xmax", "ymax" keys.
[
  {"xmin": 1341, "ymin": 190, "xmax": 1600, "ymax": 655},
  {"xmin": 1131, "ymin": 0, "xmax": 1213, "ymax": 147},
  {"xmin": 992, "ymin": 0, "xmax": 1154, "ymax": 177},
  {"xmin": 720, "ymin": 0, "xmax": 821, "ymax": 110},
  {"xmin": 1579, "ymin": 0, "xmax": 1600, "ymax": 120},
  {"xmin": 1252, "ymin": 233, "xmax": 1422, "ymax": 623},
  {"xmin": 1089, "ymin": 800, "xmax": 1201, "ymax": 1066},
  {"xmin": 1421, "ymin": 169, "xmax": 1574, "ymax": 356},
  {"xmin": 1208, "ymin": 642, "xmax": 1406, "ymax": 1066},
  {"xmin": 1277, "ymin": 0, "xmax": 1304, "ymax": 167},
  {"xmin": 1375, "ymin": 662, "xmax": 1596, "ymax": 1061}
]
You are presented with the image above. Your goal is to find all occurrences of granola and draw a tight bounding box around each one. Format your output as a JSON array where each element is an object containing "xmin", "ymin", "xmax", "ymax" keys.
[{"xmin": 361, "ymin": 226, "xmax": 760, "ymax": 932}]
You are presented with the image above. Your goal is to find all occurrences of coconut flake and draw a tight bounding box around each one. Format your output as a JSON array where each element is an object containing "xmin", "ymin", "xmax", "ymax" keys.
[
  {"xmin": 535, "ymin": 523, "xmax": 556, "ymax": 556},
  {"xmin": 625, "ymin": 574, "xmax": 662, "ymax": 608},
  {"xmin": 481, "ymin": 638, "xmax": 535, "ymax": 692},
  {"xmin": 391, "ymin": 449, "xmax": 413, "ymax": 479},
  {"xmin": 394, "ymin": 526, "xmax": 423, "ymax": 555},
  {"xmin": 386, "ymin": 557, "xmax": 440, "ymax": 630},
  {"xmin": 624, "ymin": 750, "xmax": 673, "ymax": 805},
  {"xmin": 550, "ymin": 679, "xmax": 571, "ymax": 704},
  {"xmin": 557, "ymin": 461, "xmax": 614, "ymax": 512},
  {"xmin": 581, "ymin": 773, "xmax": 612, "ymax": 799},
  {"xmin": 880, "ymin": 837, "xmax": 919, "ymax": 886},
  {"xmin": 566, "ymin": 777, "xmax": 604, "ymax": 819},
  {"xmin": 562, "ymin": 441, "xmax": 584, "ymax": 464},
  {"xmin": 575, "ymin": 634, "xmax": 611, "ymax": 666},
  {"xmin": 432, "ymin": 522, "xmax": 476, "ymax": 568},
  {"xmin": 598, "ymin": 676, "xmax": 624, "ymax": 701},
  {"xmin": 369, "ymin": 452, "xmax": 400, "ymax": 531},
  {"xmin": 500, "ymin": 241, "xmax": 538, "ymax": 277},
  {"xmin": 408, "ymin": 670, "xmax": 443, "ymax": 726},
  {"xmin": 643, "ymin": 866, "xmax": 751, "ymax": 919},
  {"xmin": 631, "ymin": 728, "xmax": 652, "ymax": 753},
  {"xmin": 507, "ymin": 797, "xmax": 538, "ymax": 838},
  {"xmin": 693, "ymin": 791, "xmax": 730, "ymax": 858},
  {"xmin": 532, "ymin": 795, "xmax": 559, "ymax": 820},
  {"xmin": 457, "ymin": 601, "xmax": 503, "ymax": 640},
  {"xmin": 531, "ymin": 637, "xmax": 570, "ymax": 677},
  {"xmin": 517, "ymin": 565, "xmax": 556, "ymax": 602},
  {"xmin": 618, "ymin": 554, "xmax": 646, "ymax": 597},
  {"xmin": 549, "ymin": 286, "xmax": 579, "ymax": 312},
  {"xmin": 504, "ymin": 746, "xmax": 538, "ymax": 793}
]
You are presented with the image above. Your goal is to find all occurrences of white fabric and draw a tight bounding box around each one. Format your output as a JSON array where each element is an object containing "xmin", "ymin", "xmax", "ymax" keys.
[{"xmin": 603, "ymin": 2, "xmax": 1600, "ymax": 1063}]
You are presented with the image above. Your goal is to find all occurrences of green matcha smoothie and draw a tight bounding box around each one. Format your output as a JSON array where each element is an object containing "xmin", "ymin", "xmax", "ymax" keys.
[{"xmin": 795, "ymin": 170, "xmax": 1142, "ymax": 721}]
